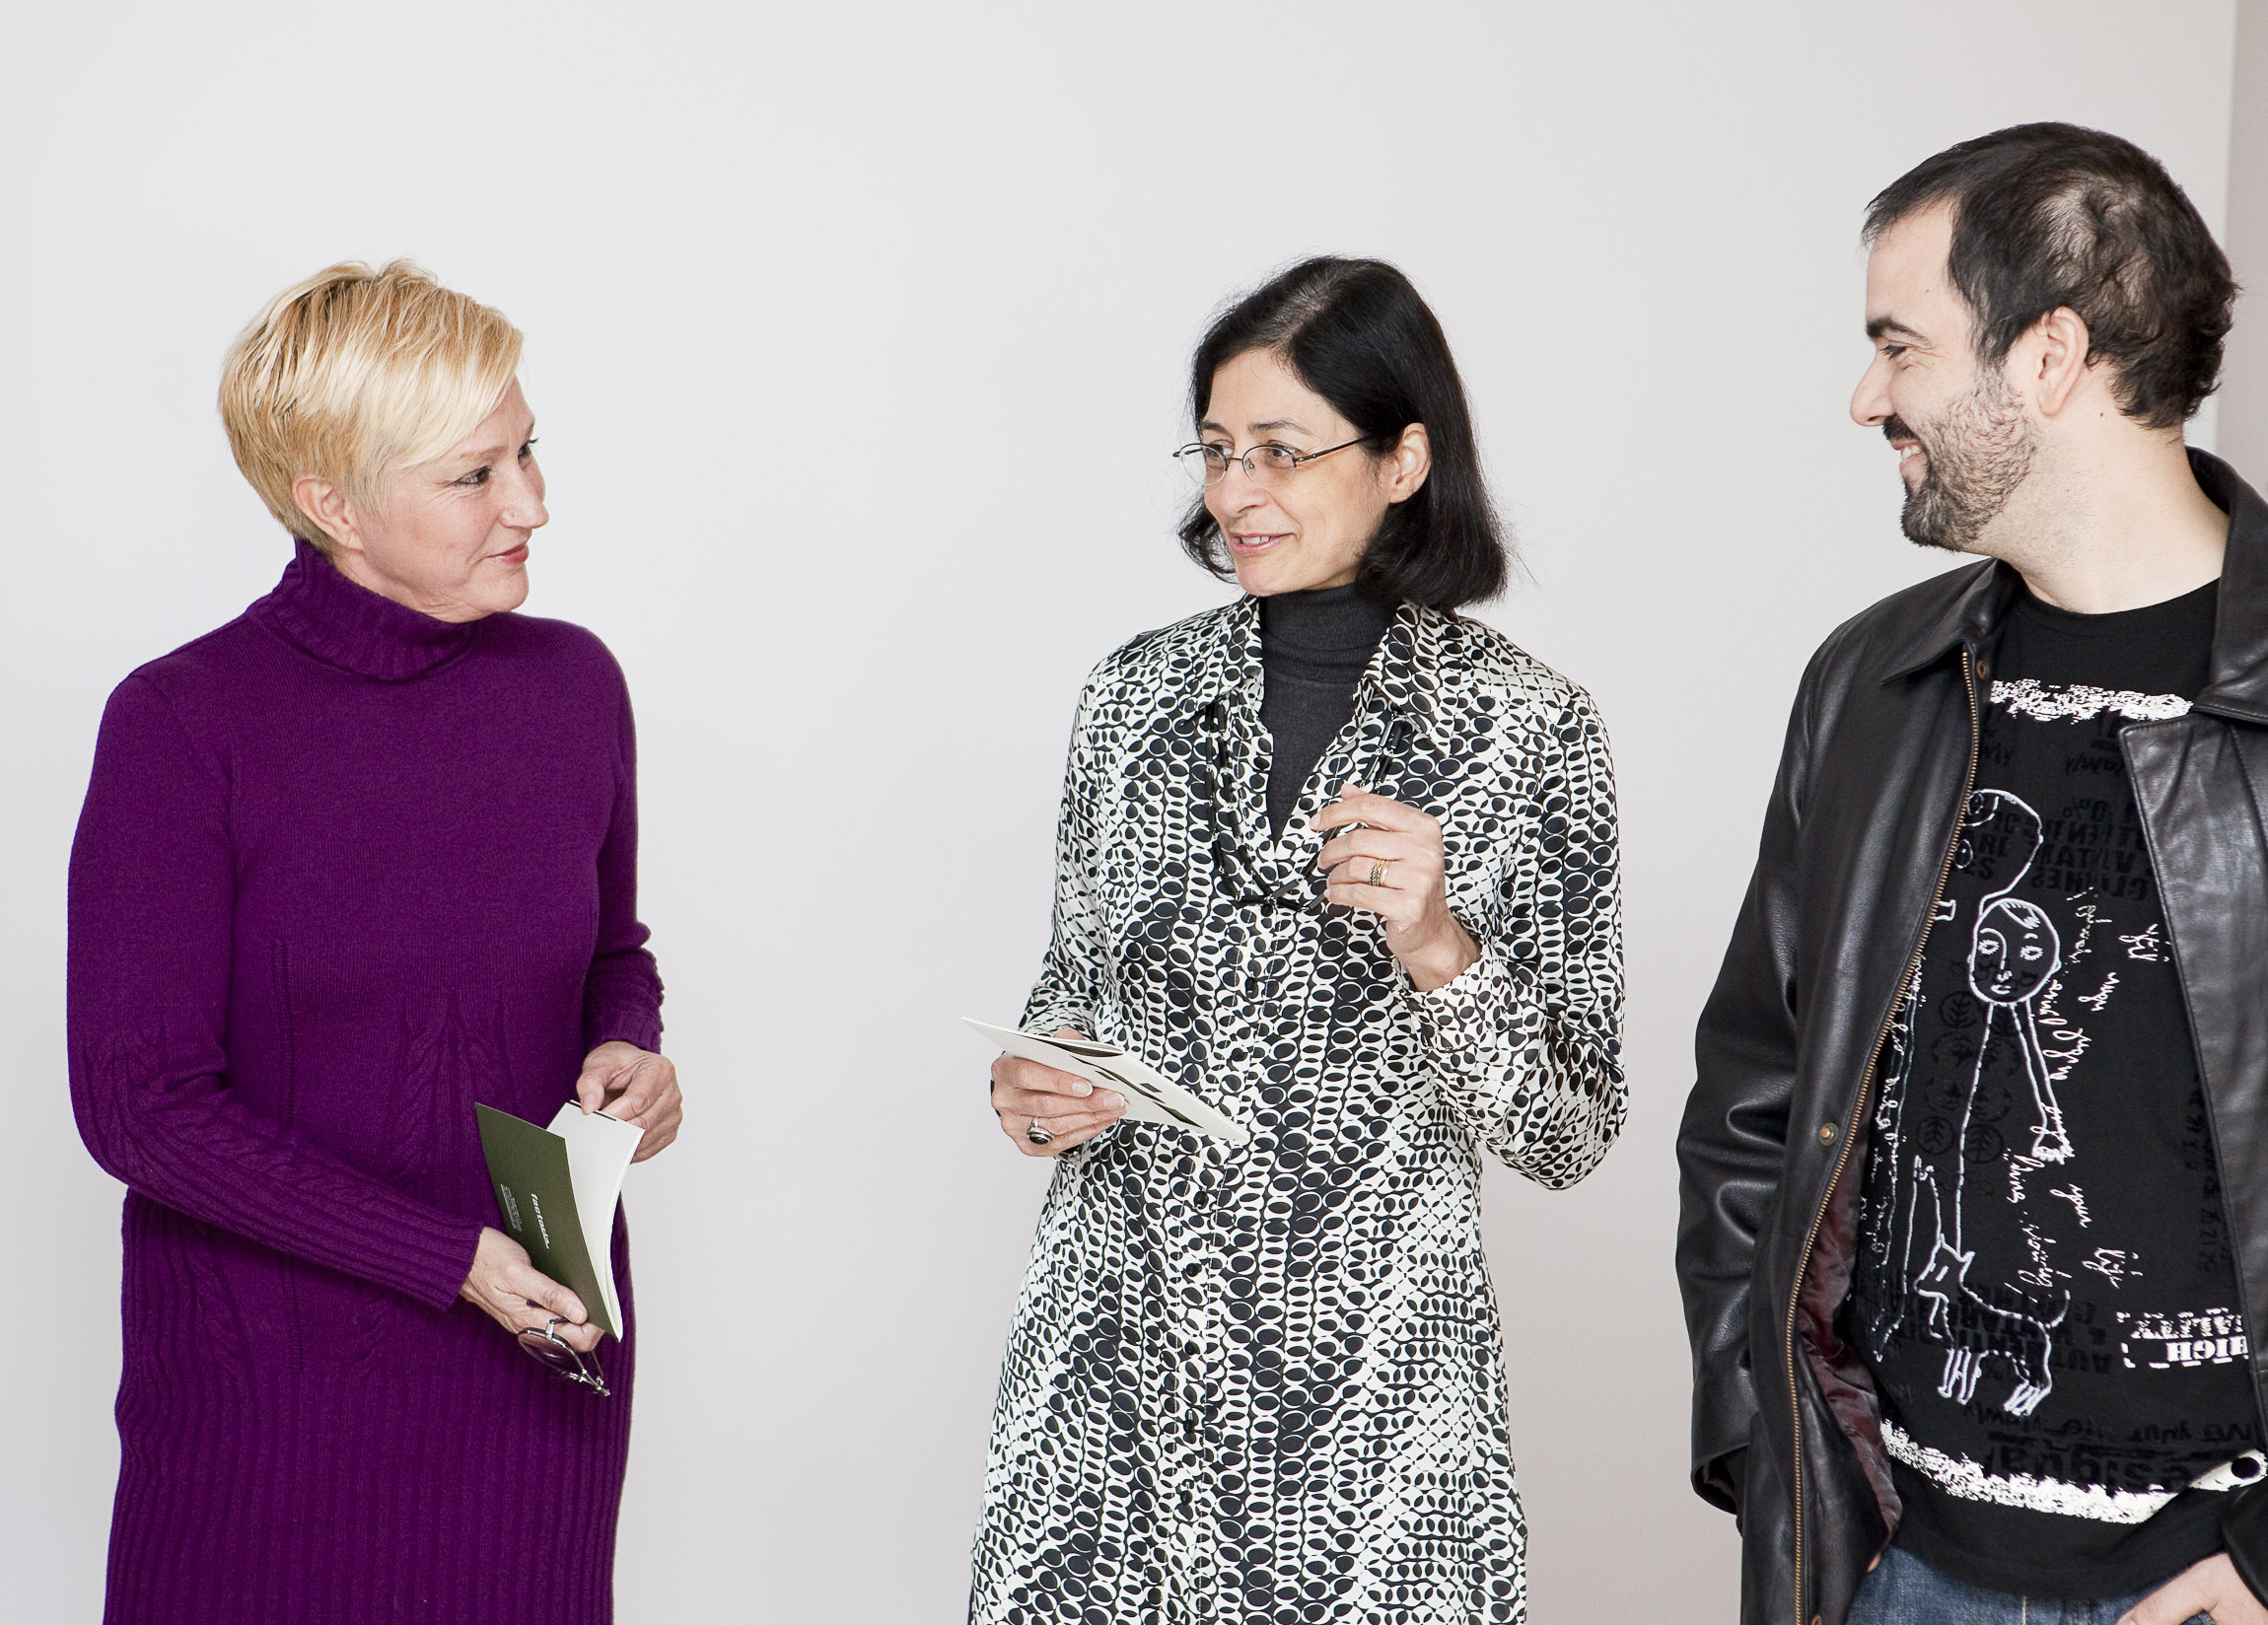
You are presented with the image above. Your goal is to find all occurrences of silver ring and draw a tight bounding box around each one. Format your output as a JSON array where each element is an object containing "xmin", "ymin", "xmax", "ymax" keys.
[
  {"xmin": 1026, "ymin": 1118, "xmax": 1055, "ymax": 1146},
  {"xmin": 1368, "ymin": 860, "xmax": 1387, "ymax": 886}
]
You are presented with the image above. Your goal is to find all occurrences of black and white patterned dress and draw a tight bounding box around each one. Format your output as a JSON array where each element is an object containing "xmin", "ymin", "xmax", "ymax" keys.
[{"xmin": 971, "ymin": 598, "xmax": 1625, "ymax": 1625}]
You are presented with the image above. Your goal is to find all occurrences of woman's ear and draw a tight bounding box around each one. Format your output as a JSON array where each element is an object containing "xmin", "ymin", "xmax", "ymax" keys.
[
  {"xmin": 291, "ymin": 473, "xmax": 358, "ymax": 555},
  {"xmin": 1384, "ymin": 423, "xmax": 1432, "ymax": 504}
]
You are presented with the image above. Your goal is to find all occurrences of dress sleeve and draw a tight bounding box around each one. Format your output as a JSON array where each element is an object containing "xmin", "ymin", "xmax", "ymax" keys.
[
  {"xmin": 581, "ymin": 675, "xmax": 664, "ymax": 1053},
  {"xmin": 1407, "ymin": 684, "xmax": 1627, "ymax": 1189},
  {"xmin": 1020, "ymin": 675, "xmax": 1108, "ymax": 1039},
  {"xmin": 67, "ymin": 675, "xmax": 481, "ymax": 1311}
]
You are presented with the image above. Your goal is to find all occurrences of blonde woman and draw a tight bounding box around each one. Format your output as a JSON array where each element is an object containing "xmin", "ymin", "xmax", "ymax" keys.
[{"xmin": 68, "ymin": 262, "xmax": 680, "ymax": 1625}]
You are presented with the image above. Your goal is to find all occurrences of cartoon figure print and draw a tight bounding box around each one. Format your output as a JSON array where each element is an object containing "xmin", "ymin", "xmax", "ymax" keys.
[{"xmin": 1865, "ymin": 789, "xmax": 2080, "ymax": 1417}]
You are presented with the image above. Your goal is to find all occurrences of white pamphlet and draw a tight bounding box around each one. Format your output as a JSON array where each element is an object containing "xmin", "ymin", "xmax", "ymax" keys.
[
  {"xmin": 544, "ymin": 1102, "xmax": 645, "ymax": 1334},
  {"xmin": 963, "ymin": 1018, "xmax": 1251, "ymax": 1147}
]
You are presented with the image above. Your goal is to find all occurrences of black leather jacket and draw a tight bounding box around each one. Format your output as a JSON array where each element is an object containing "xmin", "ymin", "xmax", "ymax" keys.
[{"xmin": 1677, "ymin": 451, "xmax": 2268, "ymax": 1625}]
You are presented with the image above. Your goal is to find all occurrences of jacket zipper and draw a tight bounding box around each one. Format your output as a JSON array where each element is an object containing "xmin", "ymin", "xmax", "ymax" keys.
[{"xmin": 1784, "ymin": 648, "xmax": 1980, "ymax": 1625}]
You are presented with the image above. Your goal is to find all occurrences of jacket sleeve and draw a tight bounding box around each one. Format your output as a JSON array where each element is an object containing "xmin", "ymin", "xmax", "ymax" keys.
[
  {"xmin": 67, "ymin": 675, "xmax": 482, "ymax": 1312},
  {"xmin": 581, "ymin": 673, "xmax": 664, "ymax": 1053},
  {"xmin": 1409, "ymin": 684, "xmax": 1627, "ymax": 1189},
  {"xmin": 1020, "ymin": 674, "xmax": 1109, "ymax": 1038},
  {"xmin": 1676, "ymin": 658, "xmax": 1819, "ymax": 1513}
]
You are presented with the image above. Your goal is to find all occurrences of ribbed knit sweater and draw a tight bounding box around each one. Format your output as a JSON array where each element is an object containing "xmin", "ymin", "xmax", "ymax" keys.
[{"xmin": 68, "ymin": 538, "xmax": 664, "ymax": 1625}]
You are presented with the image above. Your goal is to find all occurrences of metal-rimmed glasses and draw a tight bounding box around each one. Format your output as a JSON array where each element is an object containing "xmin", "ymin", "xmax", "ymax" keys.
[
  {"xmin": 1172, "ymin": 438, "xmax": 1373, "ymax": 487},
  {"xmin": 517, "ymin": 1315, "xmax": 610, "ymax": 1396}
]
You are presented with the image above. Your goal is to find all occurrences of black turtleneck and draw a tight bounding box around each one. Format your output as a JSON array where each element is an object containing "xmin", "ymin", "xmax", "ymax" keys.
[{"xmin": 1257, "ymin": 585, "xmax": 1396, "ymax": 836}]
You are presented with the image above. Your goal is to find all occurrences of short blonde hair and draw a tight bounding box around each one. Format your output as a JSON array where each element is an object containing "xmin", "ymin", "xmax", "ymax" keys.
[{"xmin": 219, "ymin": 260, "xmax": 523, "ymax": 549}]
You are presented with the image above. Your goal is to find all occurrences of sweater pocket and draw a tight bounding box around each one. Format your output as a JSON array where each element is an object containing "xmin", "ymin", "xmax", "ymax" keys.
[
  {"xmin": 269, "ymin": 1257, "xmax": 419, "ymax": 1370},
  {"xmin": 179, "ymin": 1219, "xmax": 409, "ymax": 1375},
  {"xmin": 380, "ymin": 989, "xmax": 509, "ymax": 1210}
]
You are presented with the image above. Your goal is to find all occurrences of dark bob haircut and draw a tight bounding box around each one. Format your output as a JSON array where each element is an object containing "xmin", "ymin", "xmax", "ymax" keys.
[
  {"xmin": 1865, "ymin": 122, "xmax": 2235, "ymax": 429},
  {"xmin": 1176, "ymin": 256, "xmax": 1507, "ymax": 609}
]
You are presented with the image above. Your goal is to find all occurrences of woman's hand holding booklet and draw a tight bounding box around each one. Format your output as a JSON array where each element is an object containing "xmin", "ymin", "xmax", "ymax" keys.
[{"xmin": 964, "ymin": 1018, "xmax": 1251, "ymax": 1148}]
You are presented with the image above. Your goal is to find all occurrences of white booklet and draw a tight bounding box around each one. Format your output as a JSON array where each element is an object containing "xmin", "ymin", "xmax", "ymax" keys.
[
  {"xmin": 547, "ymin": 1102, "xmax": 644, "ymax": 1333},
  {"xmin": 963, "ymin": 1018, "xmax": 1251, "ymax": 1147}
]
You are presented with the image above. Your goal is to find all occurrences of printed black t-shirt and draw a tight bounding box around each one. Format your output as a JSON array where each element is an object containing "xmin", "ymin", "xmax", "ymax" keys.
[{"xmin": 1848, "ymin": 579, "xmax": 2262, "ymax": 1597}]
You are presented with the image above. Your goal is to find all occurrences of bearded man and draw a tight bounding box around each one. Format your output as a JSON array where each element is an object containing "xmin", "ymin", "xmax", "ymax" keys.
[{"xmin": 1678, "ymin": 122, "xmax": 2268, "ymax": 1625}]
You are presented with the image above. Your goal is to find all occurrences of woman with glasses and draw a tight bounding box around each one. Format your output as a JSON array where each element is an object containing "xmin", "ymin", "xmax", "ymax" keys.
[
  {"xmin": 970, "ymin": 257, "xmax": 1626, "ymax": 1624},
  {"xmin": 67, "ymin": 261, "xmax": 679, "ymax": 1625}
]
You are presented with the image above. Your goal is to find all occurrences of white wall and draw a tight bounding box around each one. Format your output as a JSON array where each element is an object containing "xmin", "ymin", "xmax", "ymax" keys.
[
  {"xmin": 2224, "ymin": 0, "xmax": 2268, "ymax": 480},
  {"xmin": 0, "ymin": 4, "xmax": 2239, "ymax": 1619}
]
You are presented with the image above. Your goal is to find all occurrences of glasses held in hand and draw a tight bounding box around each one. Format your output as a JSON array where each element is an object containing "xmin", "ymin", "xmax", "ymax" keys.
[{"xmin": 517, "ymin": 1314, "xmax": 609, "ymax": 1396}]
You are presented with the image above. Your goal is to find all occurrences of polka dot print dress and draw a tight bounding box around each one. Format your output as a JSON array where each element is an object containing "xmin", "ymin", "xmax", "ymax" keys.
[{"xmin": 970, "ymin": 599, "xmax": 1626, "ymax": 1625}]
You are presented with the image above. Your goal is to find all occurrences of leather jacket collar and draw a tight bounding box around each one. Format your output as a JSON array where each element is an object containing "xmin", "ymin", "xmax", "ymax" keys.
[{"xmin": 1878, "ymin": 451, "xmax": 2268, "ymax": 725}]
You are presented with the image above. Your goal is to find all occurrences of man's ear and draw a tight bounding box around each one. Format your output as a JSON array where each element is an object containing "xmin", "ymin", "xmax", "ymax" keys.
[
  {"xmin": 290, "ymin": 473, "xmax": 358, "ymax": 555},
  {"xmin": 1384, "ymin": 422, "xmax": 1432, "ymax": 505},
  {"xmin": 2020, "ymin": 306, "xmax": 2094, "ymax": 418}
]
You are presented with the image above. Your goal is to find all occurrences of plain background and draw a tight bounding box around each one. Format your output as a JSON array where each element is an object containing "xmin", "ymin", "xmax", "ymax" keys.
[{"xmin": 6, "ymin": 3, "xmax": 2267, "ymax": 1619}]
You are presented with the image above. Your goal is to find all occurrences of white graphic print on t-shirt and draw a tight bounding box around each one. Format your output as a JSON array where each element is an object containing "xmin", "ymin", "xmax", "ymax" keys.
[{"xmin": 1857, "ymin": 677, "xmax": 2257, "ymax": 1522}]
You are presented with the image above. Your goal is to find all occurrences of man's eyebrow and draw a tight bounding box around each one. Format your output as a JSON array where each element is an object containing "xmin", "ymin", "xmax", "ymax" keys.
[{"xmin": 1866, "ymin": 315, "xmax": 1929, "ymax": 344}]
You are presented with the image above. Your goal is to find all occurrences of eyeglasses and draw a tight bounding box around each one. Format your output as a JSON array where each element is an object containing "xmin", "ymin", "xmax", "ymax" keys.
[
  {"xmin": 1173, "ymin": 438, "xmax": 1372, "ymax": 488},
  {"xmin": 517, "ymin": 1316, "xmax": 609, "ymax": 1396}
]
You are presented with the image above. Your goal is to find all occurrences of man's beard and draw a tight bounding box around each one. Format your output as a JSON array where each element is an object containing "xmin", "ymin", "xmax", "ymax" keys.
[{"xmin": 1888, "ymin": 374, "xmax": 2037, "ymax": 553}]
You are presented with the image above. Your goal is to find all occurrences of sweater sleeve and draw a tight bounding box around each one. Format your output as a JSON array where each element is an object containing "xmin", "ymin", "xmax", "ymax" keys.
[
  {"xmin": 1020, "ymin": 674, "xmax": 1108, "ymax": 1039},
  {"xmin": 1405, "ymin": 684, "xmax": 1628, "ymax": 1188},
  {"xmin": 67, "ymin": 674, "xmax": 481, "ymax": 1312},
  {"xmin": 581, "ymin": 674, "xmax": 664, "ymax": 1053}
]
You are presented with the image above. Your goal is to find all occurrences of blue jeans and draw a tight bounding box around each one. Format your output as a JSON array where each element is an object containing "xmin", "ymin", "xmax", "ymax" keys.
[{"xmin": 1847, "ymin": 1543, "xmax": 2210, "ymax": 1624}]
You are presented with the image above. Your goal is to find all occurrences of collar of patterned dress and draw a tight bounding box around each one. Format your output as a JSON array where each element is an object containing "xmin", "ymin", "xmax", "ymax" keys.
[
  {"xmin": 1197, "ymin": 594, "xmax": 1460, "ymax": 752},
  {"xmin": 248, "ymin": 536, "xmax": 486, "ymax": 683}
]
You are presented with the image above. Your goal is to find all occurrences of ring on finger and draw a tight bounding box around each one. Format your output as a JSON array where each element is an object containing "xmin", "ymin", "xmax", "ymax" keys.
[
  {"xmin": 1367, "ymin": 860, "xmax": 1388, "ymax": 887},
  {"xmin": 1026, "ymin": 1117, "xmax": 1056, "ymax": 1146}
]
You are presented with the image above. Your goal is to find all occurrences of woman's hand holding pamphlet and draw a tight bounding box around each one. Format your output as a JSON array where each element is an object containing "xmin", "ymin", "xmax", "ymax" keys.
[
  {"xmin": 962, "ymin": 1018, "xmax": 1250, "ymax": 1147},
  {"xmin": 474, "ymin": 1102, "xmax": 646, "ymax": 1337}
]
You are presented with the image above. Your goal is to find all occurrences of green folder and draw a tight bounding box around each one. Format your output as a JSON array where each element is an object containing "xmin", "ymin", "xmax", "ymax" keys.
[{"xmin": 474, "ymin": 1102, "xmax": 641, "ymax": 1339}]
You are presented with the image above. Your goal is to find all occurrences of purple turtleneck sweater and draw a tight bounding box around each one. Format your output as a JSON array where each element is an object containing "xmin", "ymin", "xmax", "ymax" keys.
[{"xmin": 68, "ymin": 539, "xmax": 663, "ymax": 1625}]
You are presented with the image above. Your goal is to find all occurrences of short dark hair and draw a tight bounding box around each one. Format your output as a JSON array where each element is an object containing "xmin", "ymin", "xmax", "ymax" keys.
[
  {"xmin": 1864, "ymin": 122, "xmax": 2236, "ymax": 429},
  {"xmin": 1176, "ymin": 256, "xmax": 1508, "ymax": 608}
]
